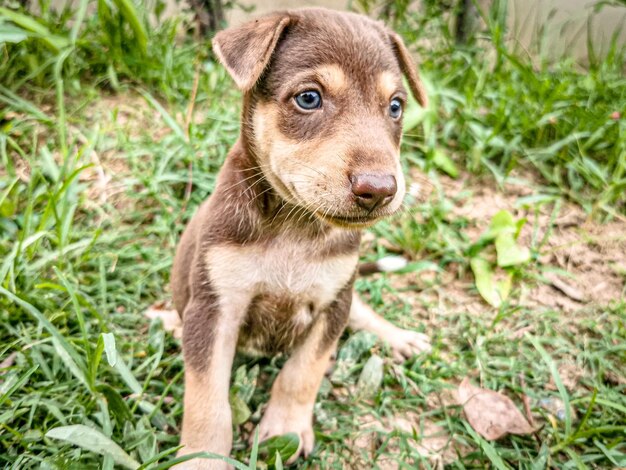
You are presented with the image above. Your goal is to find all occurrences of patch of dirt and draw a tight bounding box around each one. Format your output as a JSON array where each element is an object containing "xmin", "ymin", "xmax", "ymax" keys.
[
  {"xmin": 3, "ymin": 92, "xmax": 163, "ymax": 214},
  {"xmin": 458, "ymin": 172, "xmax": 625, "ymax": 310},
  {"xmin": 546, "ymin": 360, "xmax": 586, "ymax": 391},
  {"xmin": 81, "ymin": 92, "xmax": 170, "ymax": 141},
  {"xmin": 348, "ymin": 412, "xmax": 462, "ymax": 469},
  {"xmin": 378, "ymin": 170, "xmax": 625, "ymax": 324},
  {"xmin": 76, "ymin": 92, "xmax": 165, "ymax": 210}
]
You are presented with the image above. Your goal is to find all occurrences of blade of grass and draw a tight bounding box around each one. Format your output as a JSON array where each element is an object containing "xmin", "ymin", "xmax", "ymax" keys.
[
  {"xmin": 0, "ymin": 286, "xmax": 86, "ymax": 371},
  {"xmin": 528, "ymin": 335, "xmax": 572, "ymax": 435},
  {"xmin": 46, "ymin": 425, "xmax": 140, "ymax": 470}
]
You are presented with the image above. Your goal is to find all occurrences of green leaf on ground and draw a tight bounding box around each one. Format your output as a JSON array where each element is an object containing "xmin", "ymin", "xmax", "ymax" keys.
[
  {"xmin": 258, "ymin": 433, "xmax": 299, "ymax": 466},
  {"xmin": 230, "ymin": 392, "xmax": 251, "ymax": 425},
  {"xmin": 496, "ymin": 231, "xmax": 531, "ymax": 267},
  {"xmin": 470, "ymin": 257, "xmax": 511, "ymax": 307},
  {"xmin": 46, "ymin": 425, "xmax": 140, "ymax": 469}
]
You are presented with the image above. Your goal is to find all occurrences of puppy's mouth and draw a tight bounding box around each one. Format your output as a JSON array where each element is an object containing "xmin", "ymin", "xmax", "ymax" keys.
[
  {"xmin": 284, "ymin": 181, "xmax": 400, "ymax": 229},
  {"xmin": 315, "ymin": 211, "xmax": 381, "ymax": 229}
]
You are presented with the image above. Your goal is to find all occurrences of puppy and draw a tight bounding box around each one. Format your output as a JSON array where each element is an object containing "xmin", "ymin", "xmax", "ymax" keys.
[{"xmin": 171, "ymin": 8, "xmax": 431, "ymax": 468}]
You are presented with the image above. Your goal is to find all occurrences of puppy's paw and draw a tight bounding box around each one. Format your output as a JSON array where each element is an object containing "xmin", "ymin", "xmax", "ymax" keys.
[
  {"xmin": 255, "ymin": 403, "xmax": 315, "ymax": 463},
  {"xmin": 387, "ymin": 328, "xmax": 431, "ymax": 363}
]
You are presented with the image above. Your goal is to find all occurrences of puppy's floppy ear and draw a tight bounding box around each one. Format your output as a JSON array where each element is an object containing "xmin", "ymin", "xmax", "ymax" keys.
[
  {"xmin": 389, "ymin": 32, "xmax": 428, "ymax": 108},
  {"xmin": 212, "ymin": 14, "xmax": 291, "ymax": 92}
]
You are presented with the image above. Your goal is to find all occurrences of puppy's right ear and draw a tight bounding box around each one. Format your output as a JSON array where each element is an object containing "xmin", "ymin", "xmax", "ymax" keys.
[{"xmin": 212, "ymin": 14, "xmax": 291, "ymax": 92}]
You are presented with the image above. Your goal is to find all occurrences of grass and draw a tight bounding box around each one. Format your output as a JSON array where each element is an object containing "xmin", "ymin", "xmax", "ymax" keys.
[{"xmin": 1, "ymin": 0, "xmax": 626, "ymax": 468}]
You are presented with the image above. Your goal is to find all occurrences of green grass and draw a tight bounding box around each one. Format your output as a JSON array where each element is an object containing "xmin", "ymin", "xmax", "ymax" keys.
[{"xmin": 1, "ymin": 0, "xmax": 626, "ymax": 468}]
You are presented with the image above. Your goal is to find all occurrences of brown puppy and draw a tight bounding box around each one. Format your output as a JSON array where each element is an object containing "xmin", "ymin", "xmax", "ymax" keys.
[{"xmin": 171, "ymin": 8, "xmax": 431, "ymax": 468}]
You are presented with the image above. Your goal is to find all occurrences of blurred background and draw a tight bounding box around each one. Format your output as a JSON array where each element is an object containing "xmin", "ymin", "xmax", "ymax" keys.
[
  {"xmin": 1, "ymin": 0, "xmax": 625, "ymax": 468},
  {"xmin": 226, "ymin": 0, "xmax": 626, "ymax": 62},
  {"xmin": 37, "ymin": 0, "xmax": 626, "ymax": 61}
]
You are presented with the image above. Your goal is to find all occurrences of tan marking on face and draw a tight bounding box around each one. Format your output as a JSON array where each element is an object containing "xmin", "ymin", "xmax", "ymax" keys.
[
  {"xmin": 378, "ymin": 70, "xmax": 400, "ymax": 100},
  {"xmin": 253, "ymin": 102, "xmax": 349, "ymax": 208},
  {"xmin": 315, "ymin": 64, "xmax": 347, "ymax": 95},
  {"xmin": 252, "ymin": 102, "xmax": 406, "ymax": 224}
]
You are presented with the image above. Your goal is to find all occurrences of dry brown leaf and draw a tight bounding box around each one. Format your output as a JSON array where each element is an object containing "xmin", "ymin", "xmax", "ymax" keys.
[
  {"xmin": 458, "ymin": 377, "xmax": 534, "ymax": 440},
  {"xmin": 144, "ymin": 304, "xmax": 182, "ymax": 339}
]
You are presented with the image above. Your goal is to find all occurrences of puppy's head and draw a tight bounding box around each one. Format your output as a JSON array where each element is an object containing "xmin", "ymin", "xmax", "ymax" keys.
[{"xmin": 213, "ymin": 8, "xmax": 428, "ymax": 228}]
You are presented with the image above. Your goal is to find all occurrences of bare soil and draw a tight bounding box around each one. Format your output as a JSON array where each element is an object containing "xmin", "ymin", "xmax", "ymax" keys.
[{"xmin": 379, "ymin": 170, "xmax": 625, "ymax": 326}]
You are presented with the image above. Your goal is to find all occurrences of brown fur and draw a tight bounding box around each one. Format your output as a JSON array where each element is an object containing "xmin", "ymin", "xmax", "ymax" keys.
[{"xmin": 171, "ymin": 8, "xmax": 430, "ymax": 469}]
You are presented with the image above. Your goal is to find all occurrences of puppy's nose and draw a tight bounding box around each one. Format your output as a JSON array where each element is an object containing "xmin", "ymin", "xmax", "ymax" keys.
[{"xmin": 350, "ymin": 174, "xmax": 397, "ymax": 211}]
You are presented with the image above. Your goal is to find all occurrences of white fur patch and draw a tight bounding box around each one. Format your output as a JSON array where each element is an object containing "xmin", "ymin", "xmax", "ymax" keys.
[{"xmin": 205, "ymin": 237, "xmax": 358, "ymax": 309}]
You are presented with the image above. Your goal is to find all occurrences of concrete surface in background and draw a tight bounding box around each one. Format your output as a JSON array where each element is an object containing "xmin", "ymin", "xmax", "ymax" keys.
[
  {"xmin": 508, "ymin": 0, "xmax": 626, "ymax": 61},
  {"xmin": 226, "ymin": 0, "xmax": 625, "ymax": 61}
]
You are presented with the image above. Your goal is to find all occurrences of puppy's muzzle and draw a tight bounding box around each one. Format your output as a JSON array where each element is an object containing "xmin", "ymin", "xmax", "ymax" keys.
[{"xmin": 350, "ymin": 173, "xmax": 397, "ymax": 212}]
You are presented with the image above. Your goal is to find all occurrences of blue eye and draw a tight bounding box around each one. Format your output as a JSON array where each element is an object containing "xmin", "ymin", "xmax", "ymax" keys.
[
  {"xmin": 389, "ymin": 98, "xmax": 402, "ymax": 119},
  {"xmin": 295, "ymin": 91, "xmax": 322, "ymax": 110}
]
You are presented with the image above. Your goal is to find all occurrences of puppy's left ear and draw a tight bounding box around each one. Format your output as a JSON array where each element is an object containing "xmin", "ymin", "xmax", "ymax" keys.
[
  {"xmin": 212, "ymin": 14, "xmax": 291, "ymax": 92},
  {"xmin": 389, "ymin": 32, "xmax": 428, "ymax": 108}
]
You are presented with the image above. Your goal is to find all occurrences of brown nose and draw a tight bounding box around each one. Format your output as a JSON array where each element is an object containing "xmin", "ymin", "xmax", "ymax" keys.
[{"xmin": 350, "ymin": 174, "xmax": 397, "ymax": 211}]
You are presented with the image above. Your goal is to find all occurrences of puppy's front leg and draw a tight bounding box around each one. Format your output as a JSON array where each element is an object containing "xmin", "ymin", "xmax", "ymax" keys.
[
  {"xmin": 256, "ymin": 286, "xmax": 352, "ymax": 462},
  {"xmin": 177, "ymin": 295, "xmax": 248, "ymax": 470},
  {"xmin": 349, "ymin": 292, "xmax": 431, "ymax": 362}
]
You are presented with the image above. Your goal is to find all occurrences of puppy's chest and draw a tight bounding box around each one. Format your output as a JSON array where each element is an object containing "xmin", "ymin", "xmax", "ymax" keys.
[
  {"xmin": 206, "ymin": 239, "xmax": 358, "ymax": 355},
  {"xmin": 206, "ymin": 241, "xmax": 358, "ymax": 304}
]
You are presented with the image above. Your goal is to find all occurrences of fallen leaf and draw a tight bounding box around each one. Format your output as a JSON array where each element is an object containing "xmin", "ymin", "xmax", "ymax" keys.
[
  {"xmin": 458, "ymin": 377, "xmax": 534, "ymax": 440},
  {"xmin": 143, "ymin": 304, "xmax": 182, "ymax": 339},
  {"xmin": 488, "ymin": 211, "xmax": 531, "ymax": 267},
  {"xmin": 229, "ymin": 392, "xmax": 251, "ymax": 425},
  {"xmin": 495, "ymin": 231, "xmax": 531, "ymax": 267},
  {"xmin": 470, "ymin": 257, "xmax": 511, "ymax": 307},
  {"xmin": 356, "ymin": 354, "xmax": 384, "ymax": 397}
]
